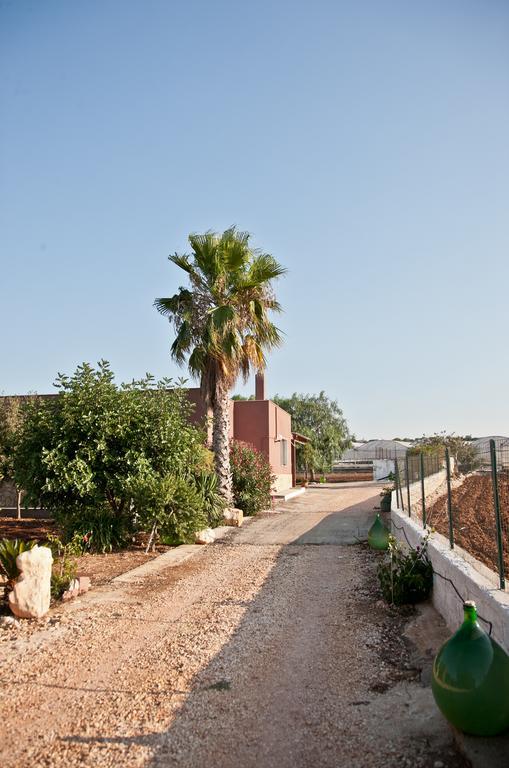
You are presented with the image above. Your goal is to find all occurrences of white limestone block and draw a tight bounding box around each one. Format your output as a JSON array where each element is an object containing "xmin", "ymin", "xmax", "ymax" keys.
[
  {"xmin": 195, "ymin": 528, "xmax": 215, "ymax": 544},
  {"xmin": 223, "ymin": 508, "xmax": 244, "ymax": 527},
  {"xmin": 8, "ymin": 546, "xmax": 53, "ymax": 619}
]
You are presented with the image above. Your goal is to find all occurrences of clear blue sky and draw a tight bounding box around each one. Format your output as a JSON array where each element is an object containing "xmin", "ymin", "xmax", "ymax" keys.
[{"xmin": 1, "ymin": 0, "xmax": 508, "ymax": 439}]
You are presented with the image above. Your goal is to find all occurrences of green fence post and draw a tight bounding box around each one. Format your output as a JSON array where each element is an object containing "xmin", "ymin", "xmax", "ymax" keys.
[
  {"xmin": 490, "ymin": 439, "xmax": 505, "ymax": 590},
  {"xmin": 420, "ymin": 452, "xmax": 426, "ymax": 528},
  {"xmin": 405, "ymin": 454, "xmax": 411, "ymax": 518},
  {"xmin": 395, "ymin": 457, "xmax": 404, "ymax": 512},
  {"xmin": 393, "ymin": 457, "xmax": 399, "ymax": 509},
  {"xmin": 445, "ymin": 447, "xmax": 454, "ymax": 549}
]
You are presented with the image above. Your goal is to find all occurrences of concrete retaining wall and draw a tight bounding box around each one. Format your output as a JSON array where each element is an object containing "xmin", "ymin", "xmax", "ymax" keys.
[
  {"xmin": 391, "ymin": 505, "xmax": 509, "ymax": 652},
  {"xmin": 394, "ymin": 470, "xmax": 448, "ymax": 516}
]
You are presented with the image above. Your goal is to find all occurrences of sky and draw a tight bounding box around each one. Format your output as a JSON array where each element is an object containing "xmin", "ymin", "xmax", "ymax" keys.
[{"xmin": 1, "ymin": 0, "xmax": 508, "ymax": 439}]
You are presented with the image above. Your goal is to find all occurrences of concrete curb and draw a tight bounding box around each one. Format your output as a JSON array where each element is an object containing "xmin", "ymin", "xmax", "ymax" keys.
[
  {"xmin": 112, "ymin": 525, "xmax": 235, "ymax": 584},
  {"xmin": 273, "ymin": 487, "xmax": 306, "ymax": 502},
  {"xmin": 112, "ymin": 545, "xmax": 203, "ymax": 583}
]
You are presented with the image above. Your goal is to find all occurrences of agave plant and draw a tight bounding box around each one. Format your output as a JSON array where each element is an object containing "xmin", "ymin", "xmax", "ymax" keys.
[{"xmin": 0, "ymin": 538, "xmax": 37, "ymax": 592}]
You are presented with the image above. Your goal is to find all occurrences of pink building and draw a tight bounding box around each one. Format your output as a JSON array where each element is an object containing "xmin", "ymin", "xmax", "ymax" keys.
[{"xmin": 187, "ymin": 374, "xmax": 304, "ymax": 493}]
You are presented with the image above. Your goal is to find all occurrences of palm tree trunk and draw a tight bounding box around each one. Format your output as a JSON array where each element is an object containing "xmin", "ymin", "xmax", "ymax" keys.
[{"xmin": 212, "ymin": 386, "xmax": 233, "ymax": 505}]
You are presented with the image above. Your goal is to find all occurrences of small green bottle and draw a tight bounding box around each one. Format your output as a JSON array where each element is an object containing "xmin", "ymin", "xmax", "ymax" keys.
[
  {"xmin": 368, "ymin": 513, "xmax": 389, "ymax": 550},
  {"xmin": 432, "ymin": 601, "xmax": 509, "ymax": 736}
]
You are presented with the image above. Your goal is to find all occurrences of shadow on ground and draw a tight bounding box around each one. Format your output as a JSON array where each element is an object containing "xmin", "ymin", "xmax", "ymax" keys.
[{"xmin": 59, "ymin": 494, "xmax": 467, "ymax": 768}]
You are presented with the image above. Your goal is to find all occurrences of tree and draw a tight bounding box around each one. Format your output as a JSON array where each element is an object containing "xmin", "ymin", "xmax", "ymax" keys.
[
  {"xmin": 0, "ymin": 397, "xmax": 25, "ymax": 519},
  {"xmin": 155, "ymin": 227, "xmax": 286, "ymax": 504},
  {"xmin": 273, "ymin": 392, "xmax": 352, "ymax": 478},
  {"xmin": 13, "ymin": 362, "xmax": 206, "ymax": 526},
  {"xmin": 409, "ymin": 432, "xmax": 480, "ymax": 473}
]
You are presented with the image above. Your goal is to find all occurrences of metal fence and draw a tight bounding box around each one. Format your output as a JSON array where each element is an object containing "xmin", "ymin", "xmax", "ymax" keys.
[{"xmin": 392, "ymin": 440, "xmax": 508, "ymax": 590}]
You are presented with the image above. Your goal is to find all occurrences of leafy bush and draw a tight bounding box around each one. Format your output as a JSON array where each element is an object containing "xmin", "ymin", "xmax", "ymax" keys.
[
  {"xmin": 0, "ymin": 538, "xmax": 37, "ymax": 589},
  {"xmin": 377, "ymin": 535, "xmax": 433, "ymax": 606},
  {"xmin": 230, "ymin": 440, "xmax": 275, "ymax": 516},
  {"xmin": 56, "ymin": 506, "xmax": 130, "ymax": 553},
  {"xmin": 12, "ymin": 362, "xmax": 207, "ymax": 543},
  {"xmin": 128, "ymin": 470, "xmax": 208, "ymax": 545}
]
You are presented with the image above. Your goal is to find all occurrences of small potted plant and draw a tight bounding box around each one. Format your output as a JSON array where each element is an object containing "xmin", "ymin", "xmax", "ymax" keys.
[{"xmin": 379, "ymin": 486, "xmax": 392, "ymax": 512}]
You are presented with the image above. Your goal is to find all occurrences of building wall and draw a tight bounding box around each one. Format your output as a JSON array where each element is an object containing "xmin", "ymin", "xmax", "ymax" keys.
[
  {"xmin": 185, "ymin": 389, "xmax": 235, "ymax": 445},
  {"xmin": 233, "ymin": 400, "xmax": 293, "ymax": 492}
]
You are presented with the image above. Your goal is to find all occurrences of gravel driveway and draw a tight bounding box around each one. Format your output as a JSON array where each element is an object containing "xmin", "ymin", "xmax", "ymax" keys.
[{"xmin": 0, "ymin": 485, "xmax": 467, "ymax": 768}]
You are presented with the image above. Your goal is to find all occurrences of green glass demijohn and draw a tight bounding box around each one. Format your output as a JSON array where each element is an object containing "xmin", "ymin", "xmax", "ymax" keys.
[
  {"xmin": 368, "ymin": 513, "xmax": 389, "ymax": 550},
  {"xmin": 432, "ymin": 601, "xmax": 509, "ymax": 736}
]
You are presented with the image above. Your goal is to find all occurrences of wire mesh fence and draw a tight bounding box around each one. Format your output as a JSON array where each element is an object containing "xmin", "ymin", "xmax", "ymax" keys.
[{"xmin": 393, "ymin": 440, "xmax": 508, "ymax": 590}]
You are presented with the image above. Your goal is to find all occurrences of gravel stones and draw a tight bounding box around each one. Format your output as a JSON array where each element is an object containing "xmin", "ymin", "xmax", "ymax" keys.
[{"xmin": 0, "ymin": 488, "xmax": 469, "ymax": 768}]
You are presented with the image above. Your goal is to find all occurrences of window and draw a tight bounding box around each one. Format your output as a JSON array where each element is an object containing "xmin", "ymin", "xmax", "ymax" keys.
[{"xmin": 280, "ymin": 438, "xmax": 288, "ymax": 466}]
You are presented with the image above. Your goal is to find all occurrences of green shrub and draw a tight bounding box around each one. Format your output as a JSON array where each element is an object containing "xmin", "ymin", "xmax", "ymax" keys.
[
  {"xmin": 128, "ymin": 470, "xmax": 208, "ymax": 545},
  {"xmin": 0, "ymin": 538, "xmax": 37, "ymax": 588},
  {"xmin": 56, "ymin": 506, "xmax": 130, "ymax": 553},
  {"xmin": 377, "ymin": 535, "xmax": 433, "ymax": 606},
  {"xmin": 12, "ymin": 362, "xmax": 206, "ymax": 528},
  {"xmin": 230, "ymin": 440, "xmax": 275, "ymax": 516}
]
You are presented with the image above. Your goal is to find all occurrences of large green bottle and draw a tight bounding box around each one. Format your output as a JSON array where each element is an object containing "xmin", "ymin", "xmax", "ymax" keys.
[
  {"xmin": 432, "ymin": 601, "xmax": 509, "ymax": 736},
  {"xmin": 368, "ymin": 513, "xmax": 389, "ymax": 550}
]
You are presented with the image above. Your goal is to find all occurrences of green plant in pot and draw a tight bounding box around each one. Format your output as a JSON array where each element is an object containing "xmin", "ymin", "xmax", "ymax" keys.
[{"xmin": 379, "ymin": 486, "xmax": 392, "ymax": 512}]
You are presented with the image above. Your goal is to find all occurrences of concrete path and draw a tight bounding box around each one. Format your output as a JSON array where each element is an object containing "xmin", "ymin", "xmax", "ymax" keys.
[
  {"xmin": 240, "ymin": 483, "xmax": 382, "ymax": 545},
  {"xmin": 0, "ymin": 485, "xmax": 467, "ymax": 768}
]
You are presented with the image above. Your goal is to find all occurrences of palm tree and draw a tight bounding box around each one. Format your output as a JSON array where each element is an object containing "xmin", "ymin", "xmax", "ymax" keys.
[{"xmin": 155, "ymin": 227, "xmax": 286, "ymax": 505}]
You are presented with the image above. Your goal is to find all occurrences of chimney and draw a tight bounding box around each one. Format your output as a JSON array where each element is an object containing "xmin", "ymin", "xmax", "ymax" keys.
[{"xmin": 255, "ymin": 372, "xmax": 266, "ymax": 401}]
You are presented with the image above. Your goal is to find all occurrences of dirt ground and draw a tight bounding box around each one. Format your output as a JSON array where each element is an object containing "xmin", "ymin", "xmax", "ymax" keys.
[
  {"xmin": 427, "ymin": 473, "xmax": 509, "ymax": 576},
  {"xmin": 0, "ymin": 486, "xmax": 468, "ymax": 768},
  {"xmin": 298, "ymin": 471, "xmax": 373, "ymax": 483},
  {"xmin": 0, "ymin": 516, "xmax": 57, "ymax": 542},
  {"xmin": 0, "ymin": 518, "xmax": 171, "ymax": 588}
]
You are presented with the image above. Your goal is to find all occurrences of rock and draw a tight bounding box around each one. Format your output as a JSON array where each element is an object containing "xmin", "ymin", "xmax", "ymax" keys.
[
  {"xmin": 195, "ymin": 528, "xmax": 215, "ymax": 544},
  {"xmin": 0, "ymin": 615, "xmax": 20, "ymax": 629},
  {"xmin": 223, "ymin": 508, "xmax": 243, "ymax": 527},
  {"xmin": 62, "ymin": 579, "xmax": 81, "ymax": 602},
  {"xmin": 78, "ymin": 576, "xmax": 91, "ymax": 594},
  {"xmin": 8, "ymin": 545, "xmax": 53, "ymax": 619}
]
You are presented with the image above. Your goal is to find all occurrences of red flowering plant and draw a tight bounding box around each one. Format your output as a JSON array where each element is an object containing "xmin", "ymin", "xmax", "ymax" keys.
[{"xmin": 230, "ymin": 440, "xmax": 275, "ymax": 516}]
